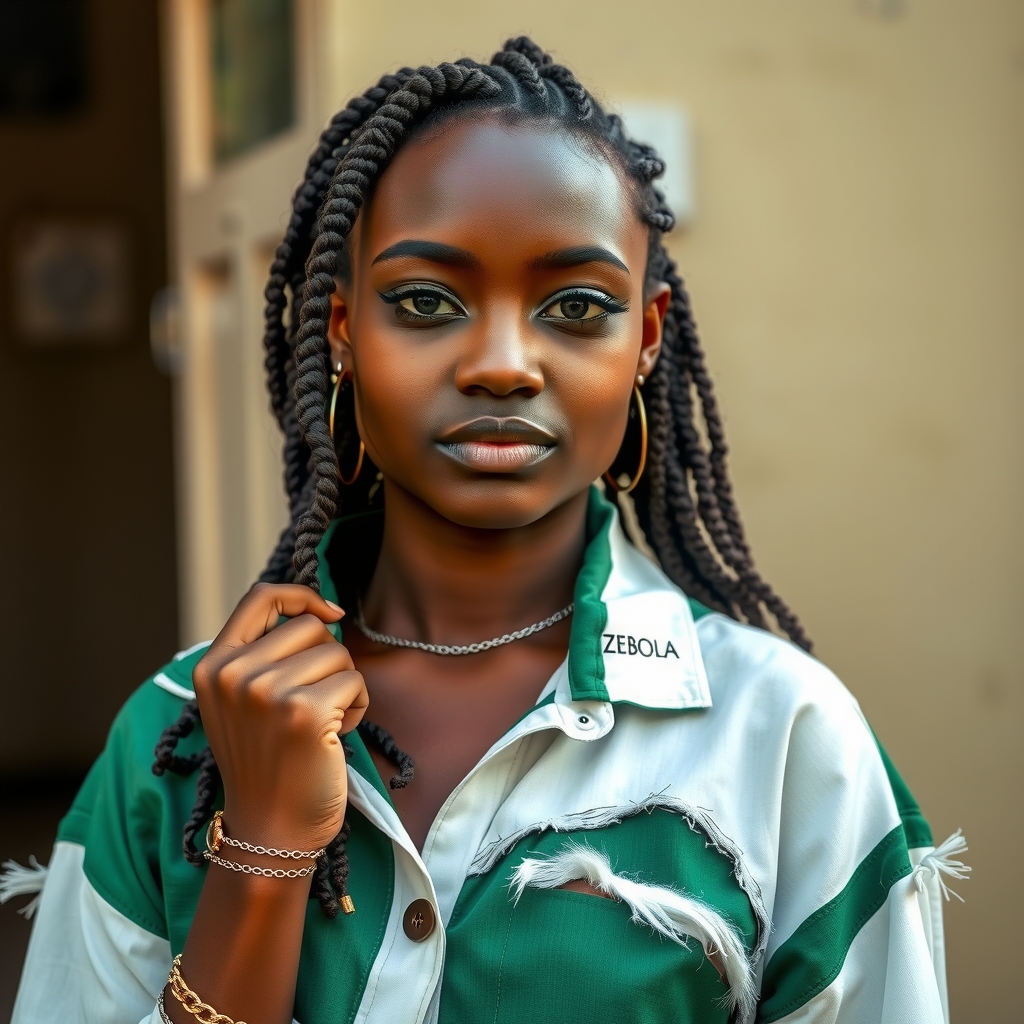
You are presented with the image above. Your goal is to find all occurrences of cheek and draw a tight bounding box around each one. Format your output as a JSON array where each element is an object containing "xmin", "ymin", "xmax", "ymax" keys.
[
  {"xmin": 356, "ymin": 368, "xmax": 434, "ymax": 471},
  {"xmin": 346, "ymin": 313, "xmax": 421, "ymax": 466},
  {"xmin": 554, "ymin": 344, "xmax": 637, "ymax": 471},
  {"xmin": 347, "ymin": 318, "xmax": 441, "ymax": 469}
]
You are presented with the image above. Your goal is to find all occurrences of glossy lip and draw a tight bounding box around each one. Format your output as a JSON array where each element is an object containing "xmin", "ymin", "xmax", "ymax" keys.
[{"xmin": 435, "ymin": 416, "xmax": 557, "ymax": 473}]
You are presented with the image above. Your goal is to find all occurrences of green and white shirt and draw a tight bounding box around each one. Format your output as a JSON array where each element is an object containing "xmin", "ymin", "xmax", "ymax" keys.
[{"xmin": 12, "ymin": 491, "xmax": 953, "ymax": 1024}]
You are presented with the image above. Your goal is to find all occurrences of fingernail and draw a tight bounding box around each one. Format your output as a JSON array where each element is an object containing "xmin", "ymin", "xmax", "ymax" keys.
[{"xmin": 326, "ymin": 600, "xmax": 344, "ymax": 616}]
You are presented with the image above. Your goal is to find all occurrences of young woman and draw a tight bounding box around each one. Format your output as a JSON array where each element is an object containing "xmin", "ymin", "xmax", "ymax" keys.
[{"xmin": 11, "ymin": 38, "xmax": 964, "ymax": 1024}]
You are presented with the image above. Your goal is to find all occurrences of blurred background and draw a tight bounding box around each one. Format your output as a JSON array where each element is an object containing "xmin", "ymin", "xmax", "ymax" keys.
[{"xmin": 0, "ymin": 0, "xmax": 1020, "ymax": 1018}]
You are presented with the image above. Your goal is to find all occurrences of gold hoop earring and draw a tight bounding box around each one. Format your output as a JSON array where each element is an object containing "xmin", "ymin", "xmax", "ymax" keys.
[
  {"xmin": 329, "ymin": 367, "xmax": 366, "ymax": 486},
  {"xmin": 603, "ymin": 384, "xmax": 648, "ymax": 495}
]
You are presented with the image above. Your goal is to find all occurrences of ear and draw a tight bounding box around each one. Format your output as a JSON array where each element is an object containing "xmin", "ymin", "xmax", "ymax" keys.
[
  {"xmin": 328, "ymin": 281, "xmax": 354, "ymax": 373},
  {"xmin": 637, "ymin": 282, "xmax": 671, "ymax": 381}
]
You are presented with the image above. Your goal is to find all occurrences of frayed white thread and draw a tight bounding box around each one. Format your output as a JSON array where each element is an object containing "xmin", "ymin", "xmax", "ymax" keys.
[
  {"xmin": 0, "ymin": 856, "xmax": 48, "ymax": 919},
  {"xmin": 912, "ymin": 830, "xmax": 970, "ymax": 903},
  {"xmin": 471, "ymin": 792, "xmax": 771, "ymax": 964},
  {"xmin": 510, "ymin": 843, "xmax": 756, "ymax": 1022}
]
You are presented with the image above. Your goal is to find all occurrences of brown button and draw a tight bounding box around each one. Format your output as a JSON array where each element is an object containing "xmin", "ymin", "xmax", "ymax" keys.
[{"xmin": 402, "ymin": 898, "xmax": 436, "ymax": 941}]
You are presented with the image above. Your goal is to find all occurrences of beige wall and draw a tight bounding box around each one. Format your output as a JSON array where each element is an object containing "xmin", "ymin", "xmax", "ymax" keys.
[{"xmin": 171, "ymin": 0, "xmax": 1023, "ymax": 1017}]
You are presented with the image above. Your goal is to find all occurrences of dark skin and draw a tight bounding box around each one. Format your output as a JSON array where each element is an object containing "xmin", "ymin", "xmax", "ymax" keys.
[{"xmin": 165, "ymin": 117, "xmax": 669, "ymax": 1024}]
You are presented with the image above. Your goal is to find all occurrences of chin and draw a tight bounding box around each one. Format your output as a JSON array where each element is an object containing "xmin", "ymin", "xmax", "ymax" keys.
[{"xmin": 422, "ymin": 478, "xmax": 575, "ymax": 531}]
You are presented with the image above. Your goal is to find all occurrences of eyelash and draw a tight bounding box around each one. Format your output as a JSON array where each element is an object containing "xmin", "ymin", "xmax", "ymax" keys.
[{"xmin": 375, "ymin": 284, "xmax": 629, "ymax": 327}]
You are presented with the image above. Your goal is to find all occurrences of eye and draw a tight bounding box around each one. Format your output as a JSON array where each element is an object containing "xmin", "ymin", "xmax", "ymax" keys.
[
  {"xmin": 539, "ymin": 288, "xmax": 628, "ymax": 325},
  {"xmin": 378, "ymin": 284, "xmax": 467, "ymax": 324},
  {"xmin": 399, "ymin": 293, "xmax": 458, "ymax": 317}
]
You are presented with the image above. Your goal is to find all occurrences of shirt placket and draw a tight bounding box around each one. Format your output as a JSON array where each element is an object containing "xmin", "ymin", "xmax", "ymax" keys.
[{"xmin": 345, "ymin": 670, "xmax": 614, "ymax": 1024}]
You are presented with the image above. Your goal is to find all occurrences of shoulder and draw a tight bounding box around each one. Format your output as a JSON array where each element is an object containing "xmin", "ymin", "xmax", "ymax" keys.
[
  {"xmin": 125, "ymin": 640, "xmax": 209, "ymax": 729},
  {"xmin": 63, "ymin": 641, "xmax": 210, "ymax": 837},
  {"xmin": 689, "ymin": 612, "xmax": 933, "ymax": 846},
  {"xmin": 74, "ymin": 643, "xmax": 211, "ymax": 818},
  {"xmin": 694, "ymin": 611, "xmax": 869, "ymax": 748},
  {"xmin": 112, "ymin": 641, "xmax": 209, "ymax": 766}
]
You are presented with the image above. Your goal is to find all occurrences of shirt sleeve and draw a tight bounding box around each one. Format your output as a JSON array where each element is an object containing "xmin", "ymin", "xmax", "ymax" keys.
[
  {"xmin": 11, "ymin": 840, "xmax": 170, "ymax": 1024},
  {"xmin": 755, "ymin": 687, "xmax": 947, "ymax": 1024}
]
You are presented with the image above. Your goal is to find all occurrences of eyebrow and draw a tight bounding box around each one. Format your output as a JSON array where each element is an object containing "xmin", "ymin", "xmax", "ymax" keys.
[
  {"xmin": 530, "ymin": 246, "xmax": 630, "ymax": 274},
  {"xmin": 371, "ymin": 240, "xmax": 481, "ymax": 269}
]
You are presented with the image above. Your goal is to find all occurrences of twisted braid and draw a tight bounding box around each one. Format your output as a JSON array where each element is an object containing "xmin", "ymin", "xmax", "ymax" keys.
[
  {"xmin": 540, "ymin": 65, "xmax": 592, "ymax": 120},
  {"xmin": 151, "ymin": 699, "xmax": 203, "ymax": 776},
  {"xmin": 501, "ymin": 36, "xmax": 553, "ymax": 67},
  {"xmin": 155, "ymin": 36, "xmax": 810, "ymax": 925},
  {"xmin": 490, "ymin": 48, "xmax": 546, "ymax": 96},
  {"xmin": 182, "ymin": 749, "xmax": 221, "ymax": 867},
  {"xmin": 263, "ymin": 69, "xmax": 417, "ymax": 430},
  {"xmin": 359, "ymin": 721, "xmax": 416, "ymax": 790}
]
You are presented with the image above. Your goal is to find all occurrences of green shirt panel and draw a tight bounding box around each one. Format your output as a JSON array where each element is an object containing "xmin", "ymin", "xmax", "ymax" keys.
[
  {"xmin": 873, "ymin": 735, "xmax": 933, "ymax": 848},
  {"xmin": 440, "ymin": 808, "xmax": 757, "ymax": 1024},
  {"xmin": 757, "ymin": 824, "xmax": 912, "ymax": 1022}
]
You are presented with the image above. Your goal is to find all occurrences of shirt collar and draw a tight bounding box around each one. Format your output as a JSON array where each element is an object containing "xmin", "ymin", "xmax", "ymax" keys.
[
  {"xmin": 316, "ymin": 487, "xmax": 713, "ymax": 714},
  {"xmin": 565, "ymin": 487, "xmax": 712, "ymax": 711}
]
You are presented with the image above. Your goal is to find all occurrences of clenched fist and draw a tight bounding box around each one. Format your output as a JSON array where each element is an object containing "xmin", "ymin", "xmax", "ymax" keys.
[{"xmin": 193, "ymin": 583, "xmax": 369, "ymax": 853}]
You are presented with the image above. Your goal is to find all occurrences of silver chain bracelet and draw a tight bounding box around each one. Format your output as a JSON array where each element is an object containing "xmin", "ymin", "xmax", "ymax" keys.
[
  {"xmin": 203, "ymin": 850, "xmax": 317, "ymax": 878},
  {"xmin": 205, "ymin": 811, "xmax": 325, "ymax": 862}
]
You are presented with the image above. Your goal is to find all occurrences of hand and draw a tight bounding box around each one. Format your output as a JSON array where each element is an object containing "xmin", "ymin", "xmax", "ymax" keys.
[{"xmin": 192, "ymin": 584, "xmax": 368, "ymax": 853}]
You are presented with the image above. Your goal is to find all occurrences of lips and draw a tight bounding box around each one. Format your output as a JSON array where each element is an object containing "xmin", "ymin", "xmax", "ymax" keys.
[{"xmin": 435, "ymin": 416, "xmax": 557, "ymax": 473}]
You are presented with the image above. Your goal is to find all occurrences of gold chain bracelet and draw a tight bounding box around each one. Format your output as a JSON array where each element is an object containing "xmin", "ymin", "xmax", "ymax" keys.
[{"xmin": 168, "ymin": 954, "xmax": 248, "ymax": 1024}]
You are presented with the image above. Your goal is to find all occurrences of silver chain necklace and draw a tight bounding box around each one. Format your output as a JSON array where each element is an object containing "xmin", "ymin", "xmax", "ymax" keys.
[{"xmin": 355, "ymin": 601, "xmax": 574, "ymax": 656}]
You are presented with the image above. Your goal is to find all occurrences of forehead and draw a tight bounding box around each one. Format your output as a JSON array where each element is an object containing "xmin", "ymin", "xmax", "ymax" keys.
[{"xmin": 359, "ymin": 118, "xmax": 640, "ymax": 259}]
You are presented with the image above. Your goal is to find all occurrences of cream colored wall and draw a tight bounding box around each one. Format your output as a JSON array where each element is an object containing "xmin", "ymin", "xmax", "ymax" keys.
[{"xmin": 170, "ymin": 0, "xmax": 1022, "ymax": 1016}]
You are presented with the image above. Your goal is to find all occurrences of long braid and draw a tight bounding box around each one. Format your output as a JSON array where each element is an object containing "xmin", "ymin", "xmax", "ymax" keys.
[
  {"xmin": 151, "ymin": 699, "xmax": 204, "ymax": 776},
  {"xmin": 154, "ymin": 38, "xmax": 810, "ymax": 924},
  {"xmin": 262, "ymin": 69, "xmax": 421, "ymax": 529},
  {"xmin": 263, "ymin": 69, "xmax": 417, "ymax": 430}
]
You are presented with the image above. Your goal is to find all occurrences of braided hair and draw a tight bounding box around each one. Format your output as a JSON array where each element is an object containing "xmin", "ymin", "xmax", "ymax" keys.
[{"xmin": 153, "ymin": 37, "xmax": 810, "ymax": 918}]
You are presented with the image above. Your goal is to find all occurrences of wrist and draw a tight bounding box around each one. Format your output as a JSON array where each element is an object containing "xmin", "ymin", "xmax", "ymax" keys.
[
  {"xmin": 218, "ymin": 805, "xmax": 338, "ymax": 856},
  {"xmin": 204, "ymin": 810, "xmax": 324, "ymax": 879}
]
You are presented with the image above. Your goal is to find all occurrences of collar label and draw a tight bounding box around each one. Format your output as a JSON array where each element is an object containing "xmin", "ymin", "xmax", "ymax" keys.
[
  {"xmin": 600, "ymin": 592, "xmax": 711, "ymax": 709},
  {"xmin": 602, "ymin": 633, "xmax": 680, "ymax": 659}
]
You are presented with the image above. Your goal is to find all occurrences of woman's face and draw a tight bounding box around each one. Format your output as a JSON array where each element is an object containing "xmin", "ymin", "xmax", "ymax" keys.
[{"xmin": 329, "ymin": 117, "xmax": 668, "ymax": 530}]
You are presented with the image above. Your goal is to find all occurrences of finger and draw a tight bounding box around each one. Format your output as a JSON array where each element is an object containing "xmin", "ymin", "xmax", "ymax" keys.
[
  {"xmin": 296, "ymin": 670, "xmax": 370, "ymax": 737},
  {"xmin": 197, "ymin": 615, "xmax": 339, "ymax": 695},
  {"xmin": 219, "ymin": 583, "xmax": 344, "ymax": 649},
  {"xmin": 243, "ymin": 641, "xmax": 356, "ymax": 698},
  {"xmin": 238, "ymin": 613, "xmax": 348, "ymax": 670}
]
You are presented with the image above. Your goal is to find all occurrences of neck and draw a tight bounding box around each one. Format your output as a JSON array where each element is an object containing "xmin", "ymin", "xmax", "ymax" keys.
[{"xmin": 361, "ymin": 483, "xmax": 589, "ymax": 645}]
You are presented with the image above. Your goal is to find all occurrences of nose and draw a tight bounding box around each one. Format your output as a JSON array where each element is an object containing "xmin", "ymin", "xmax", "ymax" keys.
[{"xmin": 453, "ymin": 301, "xmax": 544, "ymax": 398}]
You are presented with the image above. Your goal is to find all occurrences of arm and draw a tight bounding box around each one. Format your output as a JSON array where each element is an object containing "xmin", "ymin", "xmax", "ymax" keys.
[
  {"xmin": 757, "ymin": 695, "xmax": 947, "ymax": 1024},
  {"xmin": 161, "ymin": 584, "xmax": 367, "ymax": 1024}
]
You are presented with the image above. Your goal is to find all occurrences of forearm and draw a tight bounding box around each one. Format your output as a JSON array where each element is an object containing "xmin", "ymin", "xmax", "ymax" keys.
[{"xmin": 163, "ymin": 864, "xmax": 311, "ymax": 1024}]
